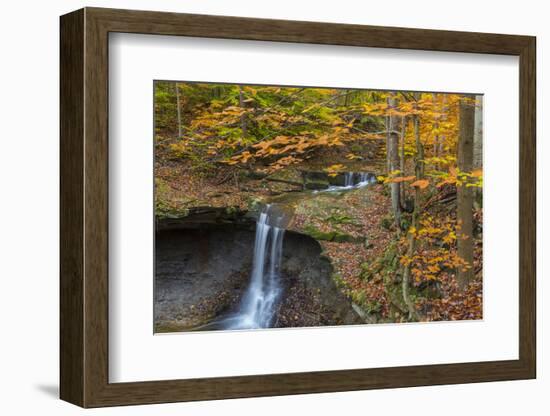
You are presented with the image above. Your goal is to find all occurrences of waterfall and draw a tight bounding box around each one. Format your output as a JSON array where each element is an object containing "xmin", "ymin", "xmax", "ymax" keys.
[
  {"xmin": 201, "ymin": 172, "xmax": 375, "ymax": 331},
  {"xmin": 344, "ymin": 172, "xmax": 354, "ymax": 187},
  {"xmin": 319, "ymin": 171, "xmax": 377, "ymax": 193},
  {"xmin": 357, "ymin": 172, "xmax": 374, "ymax": 186},
  {"xmin": 225, "ymin": 204, "xmax": 286, "ymax": 329}
]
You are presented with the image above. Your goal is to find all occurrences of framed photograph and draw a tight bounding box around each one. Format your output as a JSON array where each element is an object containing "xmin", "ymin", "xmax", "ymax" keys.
[{"xmin": 60, "ymin": 7, "xmax": 536, "ymax": 408}]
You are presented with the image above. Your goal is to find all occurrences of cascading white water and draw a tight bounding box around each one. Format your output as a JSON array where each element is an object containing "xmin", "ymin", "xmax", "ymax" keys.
[
  {"xmin": 357, "ymin": 172, "xmax": 372, "ymax": 185},
  {"xmin": 225, "ymin": 204, "xmax": 286, "ymax": 329},
  {"xmin": 319, "ymin": 172, "xmax": 376, "ymax": 193},
  {"xmin": 344, "ymin": 172, "xmax": 354, "ymax": 187}
]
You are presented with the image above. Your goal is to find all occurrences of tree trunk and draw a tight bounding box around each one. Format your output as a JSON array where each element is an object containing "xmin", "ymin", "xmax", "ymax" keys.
[
  {"xmin": 457, "ymin": 96, "xmax": 475, "ymax": 290},
  {"xmin": 402, "ymin": 227, "xmax": 419, "ymax": 321},
  {"xmin": 400, "ymin": 116, "xmax": 406, "ymax": 203},
  {"xmin": 401, "ymin": 96, "xmax": 421, "ymax": 321},
  {"xmin": 473, "ymin": 95, "xmax": 483, "ymax": 209},
  {"xmin": 432, "ymin": 94, "xmax": 440, "ymax": 170},
  {"xmin": 239, "ymin": 86, "xmax": 247, "ymax": 137},
  {"xmin": 385, "ymin": 96, "xmax": 391, "ymax": 174},
  {"xmin": 344, "ymin": 89, "xmax": 351, "ymax": 106},
  {"xmin": 473, "ymin": 95, "xmax": 483, "ymax": 170},
  {"xmin": 175, "ymin": 83, "xmax": 182, "ymax": 139},
  {"xmin": 388, "ymin": 96, "xmax": 401, "ymax": 228},
  {"xmin": 438, "ymin": 94, "xmax": 447, "ymax": 165},
  {"xmin": 414, "ymin": 101, "xmax": 424, "ymax": 179}
]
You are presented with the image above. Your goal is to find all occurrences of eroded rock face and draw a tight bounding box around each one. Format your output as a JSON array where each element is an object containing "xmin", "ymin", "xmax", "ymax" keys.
[
  {"xmin": 154, "ymin": 226, "xmax": 254, "ymax": 332},
  {"xmin": 154, "ymin": 223, "xmax": 361, "ymax": 332},
  {"xmin": 156, "ymin": 206, "xmax": 254, "ymax": 230},
  {"xmin": 277, "ymin": 232, "xmax": 362, "ymax": 327}
]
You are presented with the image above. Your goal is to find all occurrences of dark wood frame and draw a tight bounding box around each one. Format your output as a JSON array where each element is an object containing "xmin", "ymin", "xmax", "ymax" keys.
[{"xmin": 60, "ymin": 7, "xmax": 536, "ymax": 408}]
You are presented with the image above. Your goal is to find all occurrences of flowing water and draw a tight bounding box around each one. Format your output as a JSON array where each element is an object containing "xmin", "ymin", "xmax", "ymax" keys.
[
  {"xmin": 319, "ymin": 172, "xmax": 377, "ymax": 193},
  {"xmin": 211, "ymin": 204, "xmax": 290, "ymax": 330},
  {"xmin": 200, "ymin": 172, "xmax": 375, "ymax": 331},
  {"xmin": 344, "ymin": 172, "xmax": 354, "ymax": 187}
]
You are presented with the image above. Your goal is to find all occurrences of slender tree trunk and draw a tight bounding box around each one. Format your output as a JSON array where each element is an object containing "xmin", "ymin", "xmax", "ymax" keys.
[
  {"xmin": 344, "ymin": 89, "xmax": 351, "ymax": 106},
  {"xmin": 439, "ymin": 94, "xmax": 447, "ymax": 164},
  {"xmin": 457, "ymin": 96, "xmax": 475, "ymax": 290},
  {"xmin": 400, "ymin": 116, "xmax": 407, "ymax": 203},
  {"xmin": 432, "ymin": 94, "xmax": 440, "ymax": 170},
  {"xmin": 239, "ymin": 86, "xmax": 248, "ymax": 137},
  {"xmin": 385, "ymin": 96, "xmax": 391, "ymax": 174},
  {"xmin": 414, "ymin": 101, "xmax": 425, "ymax": 179},
  {"xmin": 388, "ymin": 96, "xmax": 401, "ymax": 228},
  {"xmin": 401, "ymin": 96, "xmax": 421, "ymax": 321},
  {"xmin": 175, "ymin": 83, "xmax": 182, "ymax": 139},
  {"xmin": 473, "ymin": 95, "xmax": 483, "ymax": 209},
  {"xmin": 402, "ymin": 224, "xmax": 418, "ymax": 321},
  {"xmin": 473, "ymin": 95, "xmax": 483, "ymax": 170}
]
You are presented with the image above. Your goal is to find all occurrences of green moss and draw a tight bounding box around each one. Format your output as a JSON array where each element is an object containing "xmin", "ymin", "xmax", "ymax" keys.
[
  {"xmin": 333, "ymin": 233, "xmax": 358, "ymax": 243},
  {"xmin": 364, "ymin": 300, "xmax": 382, "ymax": 314},
  {"xmin": 303, "ymin": 225, "xmax": 362, "ymax": 243},
  {"xmin": 331, "ymin": 273, "xmax": 346, "ymax": 289},
  {"xmin": 380, "ymin": 215, "xmax": 393, "ymax": 230},
  {"xmin": 225, "ymin": 206, "xmax": 238, "ymax": 216},
  {"xmin": 304, "ymin": 180, "xmax": 329, "ymax": 190},
  {"xmin": 325, "ymin": 212, "xmax": 357, "ymax": 226}
]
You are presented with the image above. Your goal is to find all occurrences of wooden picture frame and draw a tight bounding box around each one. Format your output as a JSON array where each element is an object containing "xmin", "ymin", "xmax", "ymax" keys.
[{"xmin": 60, "ymin": 7, "xmax": 536, "ymax": 408}]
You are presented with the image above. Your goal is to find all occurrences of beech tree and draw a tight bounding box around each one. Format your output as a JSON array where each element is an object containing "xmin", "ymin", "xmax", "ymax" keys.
[
  {"xmin": 457, "ymin": 96, "xmax": 475, "ymax": 290},
  {"xmin": 387, "ymin": 95, "xmax": 401, "ymax": 228},
  {"xmin": 473, "ymin": 95, "xmax": 483, "ymax": 208},
  {"xmin": 175, "ymin": 83, "xmax": 182, "ymax": 139}
]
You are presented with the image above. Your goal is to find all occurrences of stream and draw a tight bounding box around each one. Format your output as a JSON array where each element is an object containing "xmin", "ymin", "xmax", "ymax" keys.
[{"xmin": 317, "ymin": 172, "xmax": 376, "ymax": 193}]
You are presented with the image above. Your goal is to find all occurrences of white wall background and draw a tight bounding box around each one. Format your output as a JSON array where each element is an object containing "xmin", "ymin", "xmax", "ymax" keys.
[{"xmin": 0, "ymin": 0, "xmax": 546, "ymax": 414}]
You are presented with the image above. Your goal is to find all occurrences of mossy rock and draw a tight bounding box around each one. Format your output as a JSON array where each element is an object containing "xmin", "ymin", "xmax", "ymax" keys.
[
  {"xmin": 302, "ymin": 171, "xmax": 330, "ymax": 190},
  {"xmin": 327, "ymin": 173, "xmax": 347, "ymax": 187},
  {"xmin": 267, "ymin": 168, "xmax": 302, "ymax": 183},
  {"xmin": 155, "ymin": 206, "xmax": 190, "ymax": 219},
  {"xmin": 333, "ymin": 233, "xmax": 359, "ymax": 243},
  {"xmin": 246, "ymin": 196, "xmax": 266, "ymax": 211},
  {"xmin": 304, "ymin": 179, "xmax": 329, "ymax": 190},
  {"xmin": 303, "ymin": 225, "xmax": 362, "ymax": 243}
]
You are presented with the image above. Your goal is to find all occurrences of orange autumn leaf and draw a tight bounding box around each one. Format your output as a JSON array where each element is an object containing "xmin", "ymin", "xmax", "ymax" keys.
[
  {"xmin": 387, "ymin": 175, "xmax": 416, "ymax": 183},
  {"xmin": 410, "ymin": 179, "xmax": 430, "ymax": 189},
  {"xmin": 471, "ymin": 169, "xmax": 483, "ymax": 178}
]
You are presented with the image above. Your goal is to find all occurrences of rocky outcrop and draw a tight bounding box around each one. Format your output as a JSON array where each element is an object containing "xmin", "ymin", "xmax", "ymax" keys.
[
  {"xmin": 154, "ymin": 226, "xmax": 254, "ymax": 332},
  {"xmin": 156, "ymin": 206, "xmax": 255, "ymax": 231},
  {"xmin": 277, "ymin": 231, "xmax": 362, "ymax": 327},
  {"xmin": 302, "ymin": 171, "xmax": 331, "ymax": 190},
  {"xmin": 154, "ymin": 222, "xmax": 361, "ymax": 332}
]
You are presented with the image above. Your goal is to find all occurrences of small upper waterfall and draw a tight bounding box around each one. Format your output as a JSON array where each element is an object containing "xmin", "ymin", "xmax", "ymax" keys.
[
  {"xmin": 344, "ymin": 172, "xmax": 354, "ymax": 187},
  {"xmin": 320, "ymin": 172, "xmax": 377, "ymax": 193},
  {"xmin": 225, "ymin": 204, "xmax": 289, "ymax": 329}
]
